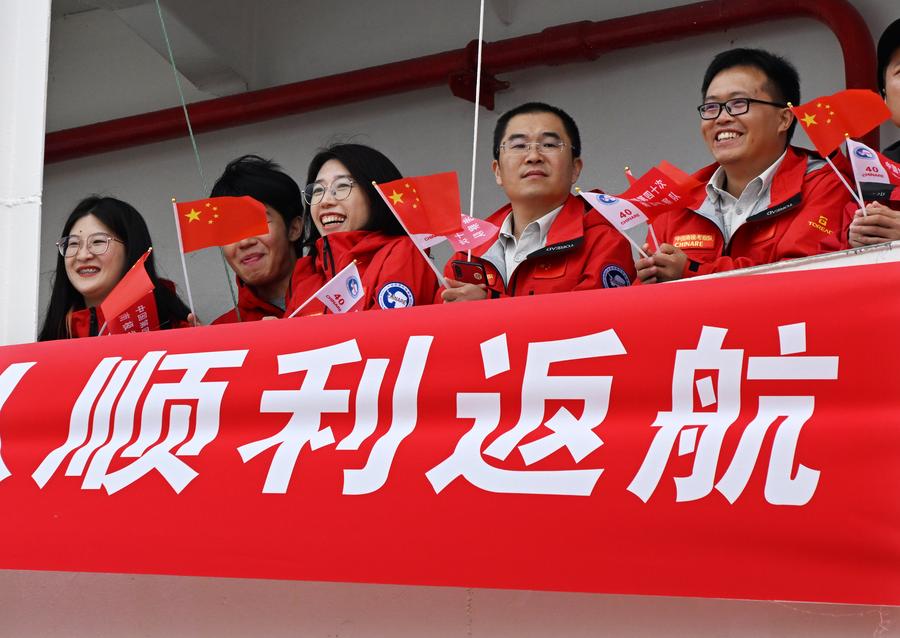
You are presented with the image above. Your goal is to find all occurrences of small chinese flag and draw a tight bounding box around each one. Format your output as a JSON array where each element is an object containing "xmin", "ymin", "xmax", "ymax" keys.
[
  {"xmin": 100, "ymin": 248, "xmax": 159, "ymax": 333},
  {"xmin": 175, "ymin": 196, "xmax": 269, "ymax": 253},
  {"xmin": 375, "ymin": 172, "xmax": 464, "ymax": 236},
  {"xmin": 790, "ymin": 89, "xmax": 891, "ymax": 157},
  {"xmin": 616, "ymin": 161, "xmax": 702, "ymax": 220}
]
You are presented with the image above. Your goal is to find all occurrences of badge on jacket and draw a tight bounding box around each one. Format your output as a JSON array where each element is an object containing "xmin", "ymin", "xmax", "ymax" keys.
[
  {"xmin": 378, "ymin": 282, "xmax": 415, "ymax": 309},
  {"xmin": 601, "ymin": 264, "xmax": 631, "ymax": 288}
]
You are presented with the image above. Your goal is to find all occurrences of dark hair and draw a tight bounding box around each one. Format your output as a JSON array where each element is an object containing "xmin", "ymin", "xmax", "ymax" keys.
[
  {"xmin": 38, "ymin": 196, "xmax": 191, "ymax": 341},
  {"xmin": 211, "ymin": 154, "xmax": 304, "ymax": 254},
  {"xmin": 303, "ymin": 143, "xmax": 404, "ymax": 253},
  {"xmin": 492, "ymin": 102, "xmax": 582, "ymax": 160},
  {"xmin": 878, "ymin": 19, "xmax": 900, "ymax": 96},
  {"xmin": 701, "ymin": 48, "xmax": 800, "ymax": 142}
]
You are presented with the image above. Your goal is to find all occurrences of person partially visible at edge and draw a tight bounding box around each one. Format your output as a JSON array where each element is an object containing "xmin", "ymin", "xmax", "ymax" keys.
[
  {"xmin": 635, "ymin": 48, "xmax": 851, "ymax": 284},
  {"xmin": 210, "ymin": 155, "xmax": 303, "ymax": 324},
  {"xmin": 440, "ymin": 101, "xmax": 635, "ymax": 303},
  {"xmin": 39, "ymin": 196, "xmax": 192, "ymax": 341},
  {"xmin": 848, "ymin": 18, "xmax": 900, "ymax": 248},
  {"xmin": 285, "ymin": 143, "xmax": 439, "ymax": 316}
]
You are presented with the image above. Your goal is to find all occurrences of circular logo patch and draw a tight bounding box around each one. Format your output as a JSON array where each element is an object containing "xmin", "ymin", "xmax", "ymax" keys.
[
  {"xmin": 602, "ymin": 264, "xmax": 631, "ymax": 289},
  {"xmin": 378, "ymin": 282, "xmax": 415, "ymax": 309},
  {"xmin": 597, "ymin": 194, "xmax": 619, "ymax": 205},
  {"xmin": 854, "ymin": 147, "xmax": 876, "ymax": 159},
  {"xmin": 347, "ymin": 276, "xmax": 361, "ymax": 299}
]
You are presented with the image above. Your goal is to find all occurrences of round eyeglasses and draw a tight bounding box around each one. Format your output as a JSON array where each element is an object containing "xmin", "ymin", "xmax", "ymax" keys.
[
  {"xmin": 303, "ymin": 178, "xmax": 356, "ymax": 205},
  {"xmin": 498, "ymin": 140, "xmax": 568, "ymax": 156},
  {"xmin": 56, "ymin": 233, "xmax": 124, "ymax": 258},
  {"xmin": 697, "ymin": 97, "xmax": 787, "ymax": 120}
]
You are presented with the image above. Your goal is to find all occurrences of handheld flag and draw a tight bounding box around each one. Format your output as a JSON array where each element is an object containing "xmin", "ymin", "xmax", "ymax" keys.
[
  {"xmin": 100, "ymin": 249, "xmax": 160, "ymax": 335},
  {"xmin": 846, "ymin": 139, "xmax": 892, "ymax": 185},
  {"xmin": 616, "ymin": 161, "xmax": 702, "ymax": 220},
  {"xmin": 447, "ymin": 214, "xmax": 500, "ymax": 252},
  {"xmin": 375, "ymin": 172, "xmax": 465, "ymax": 236},
  {"xmin": 288, "ymin": 262, "xmax": 364, "ymax": 318},
  {"xmin": 790, "ymin": 90, "xmax": 891, "ymax": 157},
  {"xmin": 578, "ymin": 191, "xmax": 650, "ymax": 259},
  {"xmin": 175, "ymin": 196, "xmax": 269, "ymax": 253}
]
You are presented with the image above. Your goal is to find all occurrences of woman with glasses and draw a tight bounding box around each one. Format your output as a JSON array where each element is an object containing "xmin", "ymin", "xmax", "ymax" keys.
[
  {"xmin": 286, "ymin": 143, "xmax": 439, "ymax": 315},
  {"xmin": 38, "ymin": 196, "xmax": 192, "ymax": 341}
]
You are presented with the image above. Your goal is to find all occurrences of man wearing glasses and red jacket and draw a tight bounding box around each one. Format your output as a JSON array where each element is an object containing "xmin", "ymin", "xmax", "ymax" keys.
[
  {"xmin": 636, "ymin": 48, "xmax": 851, "ymax": 283},
  {"xmin": 441, "ymin": 101, "xmax": 635, "ymax": 302}
]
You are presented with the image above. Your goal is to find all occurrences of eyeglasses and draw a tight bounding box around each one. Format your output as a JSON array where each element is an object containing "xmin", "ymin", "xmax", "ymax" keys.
[
  {"xmin": 303, "ymin": 178, "xmax": 356, "ymax": 205},
  {"xmin": 697, "ymin": 97, "xmax": 787, "ymax": 120},
  {"xmin": 56, "ymin": 233, "xmax": 124, "ymax": 258},
  {"xmin": 498, "ymin": 140, "xmax": 568, "ymax": 156}
]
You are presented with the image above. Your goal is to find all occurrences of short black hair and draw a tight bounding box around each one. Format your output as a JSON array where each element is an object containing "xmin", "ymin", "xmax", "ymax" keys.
[
  {"xmin": 211, "ymin": 154, "xmax": 304, "ymax": 253},
  {"xmin": 492, "ymin": 102, "xmax": 581, "ymax": 160},
  {"xmin": 701, "ymin": 48, "xmax": 800, "ymax": 142},
  {"xmin": 878, "ymin": 19, "xmax": 900, "ymax": 96},
  {"xmin": 303, "ymin": 143, "xmax": 404, "ymax": 253}
]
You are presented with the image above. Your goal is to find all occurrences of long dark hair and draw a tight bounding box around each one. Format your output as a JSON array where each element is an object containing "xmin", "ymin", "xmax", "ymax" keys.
[
  {"xmin": 38, "ymin": 196, "xmax": 191, "ymax": 341},
  {"xmin": 303, "ymin": 143, "xmax": 404, "ymax": 256}
]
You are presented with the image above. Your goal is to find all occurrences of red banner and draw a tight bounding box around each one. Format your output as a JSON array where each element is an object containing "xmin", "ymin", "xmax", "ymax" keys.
[{"xmin": 1, "ymin": 262, "xmax": 899, "ymax": 604}]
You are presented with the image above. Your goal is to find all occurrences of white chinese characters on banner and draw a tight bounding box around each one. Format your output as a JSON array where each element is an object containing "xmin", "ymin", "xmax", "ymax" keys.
[
  {"xmin": 628, "ymin": 323, "xmax": 838, "ymax": 506},
  {"xmin": 31, "ymin": 349, "xmax": 248, "ymax": 494},
  {"xmin": 0, "ymin": 362, "xmax": 36, "ymax": 482},
  {"xmin": 427, "ymin": 330, "xmax": 625, "ymax": 496},
  {"xmin": 238, "ymin": 335, "xmax": 433, "ymax": 495}
]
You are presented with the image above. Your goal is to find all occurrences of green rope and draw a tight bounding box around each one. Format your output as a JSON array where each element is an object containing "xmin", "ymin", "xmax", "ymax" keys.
[{"xmin": 154, "ymin": 0, "xmax": 240, "ymax": 321}]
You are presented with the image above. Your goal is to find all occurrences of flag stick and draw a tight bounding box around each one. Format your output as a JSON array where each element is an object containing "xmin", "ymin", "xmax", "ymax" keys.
[
  {"xmin": 466, "ymin": 0, "xmax": 486, "ymax": 221},
  {"xmin": 373, "ymin": 183, "xmax": 449, "ymax": 287},
  {"xmin": 97, "ymin": 322, "xmax": 107, "ymax": 337},
  {"xmin": 824, "ymin": 155, "xmax": 866, "ymax": 213},
  {"xmin": 648, "ymin": 222, "xmax": 661, "ymax": 253},
  {"xmin": 287, "ymin": 261, "xmax": 360, "ymax": 319},
  {"xmin": 575, "ymin": 187, "xmax": 649, "ymax": 259},
  {"xmin": 171, "ymin": 199, "xmax": 197, "ymax": 318}
]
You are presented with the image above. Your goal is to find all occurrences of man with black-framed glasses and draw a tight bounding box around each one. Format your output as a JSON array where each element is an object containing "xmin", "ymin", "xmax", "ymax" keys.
[
  {"xmin": 636, "ymin": 48, "xmax": 851, "ymax": 283},
  {"xmin": 441, "ymin": 101, "xmax": 635, "ymax": 302}
]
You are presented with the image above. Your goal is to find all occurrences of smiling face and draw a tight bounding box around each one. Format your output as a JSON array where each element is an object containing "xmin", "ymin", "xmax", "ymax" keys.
[
  {"xmin": 492, "ymin": 111, "xmax": 582, "ymax": 214},
  {"xmin": 310, "ymin": 159, "xmax": 372, "ymax": 236},
  {"xmin": 886, "ymin": 49, "xmax": 900, "ymax": 127},
  {"xmin": 701, "ymin": 65, "xmax": 793, "ymax": 172},
  {"xmin": 223, "ymin": 205, "xmax": 301, "ymax": 293},
  {"xmin": 63, "ymin": 214, "xmax": 127, "ymax": 308}
]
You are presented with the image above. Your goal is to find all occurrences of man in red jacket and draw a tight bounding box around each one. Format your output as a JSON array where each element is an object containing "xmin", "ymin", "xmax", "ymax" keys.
[
  {"xmin": 441, "ymin": 102, "xmax": 634, "ymax": 301},
  {"xmin": 848, "ymin": 19, "xmax": 900, "ymax": 247},
  {"xmin": 209, "ymin": 155, "xmax": 303, "ymax": 323},
  {"xmin": 636, "ymin": 48, "xmax": 851, "ymax": 283}
]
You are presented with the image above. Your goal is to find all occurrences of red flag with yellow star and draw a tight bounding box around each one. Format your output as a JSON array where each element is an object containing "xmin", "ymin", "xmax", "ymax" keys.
[
  {"xmin": 790, "ymin": 90, "xmax": 891, "ymax": 157},
  {"xmin": 175, "ymin": 196, "xmax": 269, "ymax": 253},
  {"xmin": 374, "ymin": 172, "xmax": 464, "ymax": 236}
]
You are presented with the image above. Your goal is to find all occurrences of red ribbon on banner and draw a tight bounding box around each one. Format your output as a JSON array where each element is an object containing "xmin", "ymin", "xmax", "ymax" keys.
[{"xmin": 0, "ymin": 262, "xmax": 899, "ymax": 604}]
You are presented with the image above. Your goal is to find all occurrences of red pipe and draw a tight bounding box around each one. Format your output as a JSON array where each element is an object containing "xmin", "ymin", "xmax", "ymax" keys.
[{"xmin": 44, "ymin": 0, "xmax": 876, "ymax": 164}]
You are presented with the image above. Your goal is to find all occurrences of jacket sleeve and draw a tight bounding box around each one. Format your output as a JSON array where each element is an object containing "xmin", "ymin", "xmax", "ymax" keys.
[{"xmin": 685, "ymin": 168, "xmax": 851, "ymax": 277}]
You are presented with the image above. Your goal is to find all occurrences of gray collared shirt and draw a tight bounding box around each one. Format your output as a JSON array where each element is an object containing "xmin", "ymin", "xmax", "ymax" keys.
[
  {"xmin": 496, "ymin": 205, "xmax": 563, "ymax": 283},
  {"xmin": 706, "ymin": 150, "xmax": 787, "ymax": 242}
]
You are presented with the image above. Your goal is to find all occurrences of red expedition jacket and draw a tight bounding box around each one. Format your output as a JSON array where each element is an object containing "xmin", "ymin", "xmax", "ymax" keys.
[
  {"xmin": 212, "ymin": 278, "xmax": 285, "ymax": 325},
  {"xmin": 651, "ymin": 146, "xmax": 851, "ymax": 278},
  {"xmin": 67, "ymin": 279, "xmax": 190, "ymax": 338},
  {"xmin": 443, "ymin": 194, "xmax": 636, "ymax": 297},
  {"xmin": 286, "ymin": 230, "xmax": 439, "ymax": 317}
]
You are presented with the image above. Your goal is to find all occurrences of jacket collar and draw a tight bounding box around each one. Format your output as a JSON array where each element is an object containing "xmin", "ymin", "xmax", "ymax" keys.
[{"xmin": 473, "ymin": 193, "xmax": 587, "ymax": 259}]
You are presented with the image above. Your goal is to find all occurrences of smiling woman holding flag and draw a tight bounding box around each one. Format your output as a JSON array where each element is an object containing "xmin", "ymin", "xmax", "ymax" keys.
[
  {"xmin": 38, "ymin": 196, "xmax": 192, "ymax": 341},
  {"xmin": 286, "ymin": 144, "xmax": 440, "ymax": 316}
]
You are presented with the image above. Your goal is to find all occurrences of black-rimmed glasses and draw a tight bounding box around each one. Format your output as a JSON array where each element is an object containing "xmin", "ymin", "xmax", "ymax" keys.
[{"xmin": 697, "ymin": 97, "xmax": 787, "ymax": 120}]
